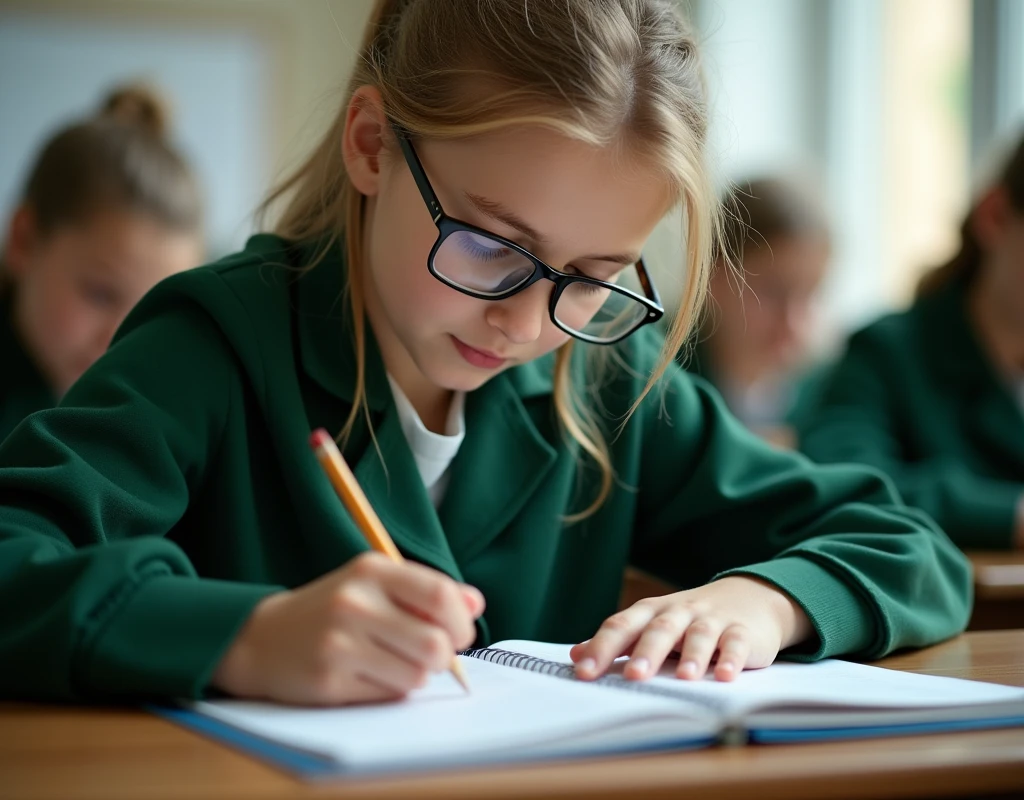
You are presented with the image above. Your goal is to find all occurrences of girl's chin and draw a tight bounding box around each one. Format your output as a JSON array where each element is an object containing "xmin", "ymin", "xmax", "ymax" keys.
[
  {"xmin": 423, "ymin": 356, "xmax": 506, "ymax": 393},
  {"xmin": 435, "ymin": 368, "xmax": 499, "ymax": 393}
]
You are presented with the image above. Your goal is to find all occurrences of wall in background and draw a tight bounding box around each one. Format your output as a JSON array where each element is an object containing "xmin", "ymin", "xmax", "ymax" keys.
[
  {"xmin": 0, "ymin": 0, "xmax": 371, "ymax": 258},
  {"xmin": 971, "ymin": 0, "xmax": 1024, "ymax": 181},
  {"xmin": 695, "ymin": 0, "xmax": 974, "ymax": 335}
]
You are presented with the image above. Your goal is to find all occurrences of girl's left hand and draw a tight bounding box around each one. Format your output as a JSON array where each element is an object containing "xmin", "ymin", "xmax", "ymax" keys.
[{"xmin": 570, "ymin": 576, "xmax": 813, "ymax": 682}]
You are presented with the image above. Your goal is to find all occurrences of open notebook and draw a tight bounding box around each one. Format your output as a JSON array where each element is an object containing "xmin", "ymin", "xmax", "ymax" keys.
[{"xmin": 156, "ymin": 640, "xmax": 1024, "ymax": 779}]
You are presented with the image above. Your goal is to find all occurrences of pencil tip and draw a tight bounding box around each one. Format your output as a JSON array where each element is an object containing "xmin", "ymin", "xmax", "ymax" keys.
[{"xmin": 451, "ymin": 660, "xmax": 471, "ymax": 693}]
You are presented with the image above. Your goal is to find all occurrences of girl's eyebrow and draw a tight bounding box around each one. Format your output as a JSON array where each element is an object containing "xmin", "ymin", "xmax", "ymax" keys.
[
  {"xmin": 465, "ymin": 192, "xmax": 545, "ymax": 242},
  {"xmin": 464, "ymin": 192, "xmax": 640, "ymax": 265},
  {"xmin": 579, "ymin": 251, "xmax": 641, "ymax": 266}
]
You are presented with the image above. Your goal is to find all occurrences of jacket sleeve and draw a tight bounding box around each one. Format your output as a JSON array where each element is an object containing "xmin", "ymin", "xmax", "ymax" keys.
[
  {"xmin": 799, "ymin": 329, "xmax": 1020, "ymax": 549},
  {"xmin": 0, "ymin": 302, "xmax": 278, "ymax": 702},
  {"xmin": 624, "ymin": 346, "xmax": 971, "ymax": 662}
]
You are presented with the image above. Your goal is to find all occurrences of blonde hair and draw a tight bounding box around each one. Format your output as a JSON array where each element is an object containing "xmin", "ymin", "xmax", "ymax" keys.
[{"xmin": 263, "ymin": 0, "xmax": 721, "ymax": 519}]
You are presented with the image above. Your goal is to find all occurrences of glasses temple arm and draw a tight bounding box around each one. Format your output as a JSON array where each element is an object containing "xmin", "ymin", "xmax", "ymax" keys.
[{"xmin": 391, "ymin": 123, "xmax": 444, "ymax": 224}]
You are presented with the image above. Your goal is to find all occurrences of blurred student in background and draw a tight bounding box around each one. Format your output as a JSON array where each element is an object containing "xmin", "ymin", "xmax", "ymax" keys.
[
  {"xmin": 801, "ymin": 133, "xmax": 1024, "ymax": 551},
  {"xmin": 684, "ymin": 177, "xmax": 830, "ymax": 447},
  {"xmin": 0, "ymin": 84, "xmax": 203, "ymax": 441}
]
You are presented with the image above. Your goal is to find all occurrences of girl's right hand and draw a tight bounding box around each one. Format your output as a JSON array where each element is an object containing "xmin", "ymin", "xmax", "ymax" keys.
[{"xmin": 210, "ymin": 552, "xmax": 486, "ymax": 705}]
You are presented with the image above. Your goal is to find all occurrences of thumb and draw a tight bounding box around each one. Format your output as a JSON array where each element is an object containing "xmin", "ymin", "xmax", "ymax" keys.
[{"xmin": 460, "ymin": 584, "xmax": 486, "ymax": 618}]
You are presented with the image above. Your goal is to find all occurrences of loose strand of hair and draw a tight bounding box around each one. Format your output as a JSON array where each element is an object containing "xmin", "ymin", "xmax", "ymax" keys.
[{"xmin": 553, "ymin": 343, "xmax": 615, "ymax": 523}]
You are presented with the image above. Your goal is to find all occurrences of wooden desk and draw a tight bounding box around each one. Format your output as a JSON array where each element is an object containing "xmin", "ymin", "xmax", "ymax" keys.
[
  {"xmin": 2, "ymin": 631, "xmax": 1023, "ymax": 800},
  {"xmin": 967, "ymin": 551, "xmax": 1024, "ymax": 630}
]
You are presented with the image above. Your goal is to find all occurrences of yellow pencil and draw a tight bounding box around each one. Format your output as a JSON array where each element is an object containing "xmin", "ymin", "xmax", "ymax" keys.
[{"xmin": 309, "ymin": 428, "xmax": 471, "ymax": 693}]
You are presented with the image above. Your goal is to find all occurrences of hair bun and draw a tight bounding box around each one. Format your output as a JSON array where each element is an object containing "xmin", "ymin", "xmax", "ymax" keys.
[{"xmin": 99, "ymin": 84, "xmax": 171, "ymax": 139}]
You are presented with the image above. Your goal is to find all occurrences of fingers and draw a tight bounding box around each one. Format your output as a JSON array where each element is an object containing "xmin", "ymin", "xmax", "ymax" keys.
[
  {"xmin": 353, "ymin": 638, "xmax": 431, "ymax": 695},
  {"xmin": 674, "ymin": 618, "xmax": 724, "ymax": 679},
  {"xmin": 388, "ymin": 564, "xmax": 478, "ymax": 649},
  {"xmin": 224, "ymin": 554, "xmax": 484, "ymax": 707},
  {"xmin": 712, "ymin": 625, "xmax": 750, "ymax": 682},
  {"xmin": 572, "ymin": 603, "xmax": 658, "ymax": 680},
  {"xmin": 460, "ymin": 584, "xmax": 486, "ymax": 618},
  {"xmin": 572, "ymin": 605, "xmax": 755, "ymax": 684},
  {"xmin": 622, "ymin": 609, "xmax": 693, "ymax": 680},
  {"xmin": 675, "ymin": 621, "xmax": 752, "ymax": 681},
  {"xmin": 303, "ymin": 633, "xmax": 424, "ymax": 706},
  {"xmin": 347, "ymin": 554, "xmax": 478, "ymax": 651},
  {"xmin": 349, "ymin": 674, "xmax": 408, "ymax": 705},
  {"xmin": 311, "ymin": 622, "xmax": 445, "ymax": 705},
  {"xmin": 368, "ymin": 608, "xmax": 461, "ymax": 673}
]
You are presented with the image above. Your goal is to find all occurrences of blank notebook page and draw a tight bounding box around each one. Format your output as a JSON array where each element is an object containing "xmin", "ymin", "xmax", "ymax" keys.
[{"xmin": 193, "ymin": 652, "xmax": 719, "ymax": 771}]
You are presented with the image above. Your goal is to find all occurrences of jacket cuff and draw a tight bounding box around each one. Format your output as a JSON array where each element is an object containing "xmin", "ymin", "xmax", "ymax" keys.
[
  {"xmin": 716, "ymin": 556, "xmax": 878, "ymax": 660},
  {"xmin": 79, "ymin": 575, "xmax": 281, "ymax": 699}
]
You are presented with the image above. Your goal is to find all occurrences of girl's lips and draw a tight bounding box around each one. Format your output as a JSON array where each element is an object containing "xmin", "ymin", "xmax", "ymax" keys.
[{"xmin": 452, "ymin": 336, "xmax": 507, "ymax": 369}]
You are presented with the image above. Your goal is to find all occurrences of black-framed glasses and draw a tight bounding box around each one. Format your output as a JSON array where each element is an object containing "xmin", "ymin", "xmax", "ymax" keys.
[{"xmin": 392, "ymin": 124, "xmax": 665, "ymax": 345}]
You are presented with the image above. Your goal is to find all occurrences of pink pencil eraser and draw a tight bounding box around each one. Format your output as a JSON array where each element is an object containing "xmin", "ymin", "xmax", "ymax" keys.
[{"xmin": 309, "ymin": 429, "xmax": 333, "ymax": 450}]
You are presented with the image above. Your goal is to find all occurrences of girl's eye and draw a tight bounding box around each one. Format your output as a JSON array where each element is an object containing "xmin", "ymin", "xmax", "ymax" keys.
[
  {"xmin": 562, "ymin": 265, "xmax": 601, "ymax": 289},
  {"xmin": 457, "ymin": 233, "xmax": 513, "ymax": 263},
  {"xmin": 566, "ymin": 280, "xmax": 604, "ymax": 296}
]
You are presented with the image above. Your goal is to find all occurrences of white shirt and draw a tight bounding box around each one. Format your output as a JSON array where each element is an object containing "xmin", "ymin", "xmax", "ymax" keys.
[{"xmin": 386, "ymin": 375, "xmax": 466, "ymax": 507}]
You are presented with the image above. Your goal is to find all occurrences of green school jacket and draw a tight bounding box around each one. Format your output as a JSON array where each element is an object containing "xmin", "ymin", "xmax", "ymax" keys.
[
  {"xmin": 0, "ymin": 294, "xmax": 55, "ymax": 443},
  {"xmin": 0, "ymin": 235, "xmax": 970, "ymax": 702},
  {"xmin": 799, "ymin": 278, "xmax": 1024, "ymax": 549}
]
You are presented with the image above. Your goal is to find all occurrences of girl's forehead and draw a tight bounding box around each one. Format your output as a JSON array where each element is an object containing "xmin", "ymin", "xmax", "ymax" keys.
[
  {"xmin": 429, "ymin": 125, "xmax": 665, "ymax": 181},
  {"xmin": 418, "ymin": 127, "xmax": 674, "ymax": 245}
]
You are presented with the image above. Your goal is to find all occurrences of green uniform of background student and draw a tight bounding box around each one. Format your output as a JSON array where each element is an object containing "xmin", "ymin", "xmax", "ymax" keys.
[
  {"xmin": 0, "ymin": 0, "xmax": 970, "ymax": 707},
  {"xmin": 0, "ymin": 85, "xmax": 203, "ymax": 443},
  {"xmin": 801, "ymin": 134, "xmax": 1024, "ymax": 551},
  {"xmin": 684, "ymin": 177, "xmax": 831, "ymax": 448}
]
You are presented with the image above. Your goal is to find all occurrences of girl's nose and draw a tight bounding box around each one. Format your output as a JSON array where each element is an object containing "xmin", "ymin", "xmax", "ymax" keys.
[{"xmin": 484, "ymin": 281, "xmax": 550, "ymax": 344}]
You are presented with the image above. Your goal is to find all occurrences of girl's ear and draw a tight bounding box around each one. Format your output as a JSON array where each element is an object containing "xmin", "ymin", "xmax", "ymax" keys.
[
  {"xmin": 971, "ymin": 185, "xmax": 1012, "ymax": 251},
  {"xmin": 342, "ymin": 86, "xmax": 389, "ymax": 197},
  {"xmin": 4, "ymin": 206, "xmax": 40, "ymax": 279}
]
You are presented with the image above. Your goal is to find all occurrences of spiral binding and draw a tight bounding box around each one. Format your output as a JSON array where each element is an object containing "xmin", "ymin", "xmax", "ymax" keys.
[
  {"xmin": 461, "ymin": 647, "xmax": 730, "ymax": 713},
  {"xmin": 462, "ymin": 648, "xmax": 579, "ymax": 679}
]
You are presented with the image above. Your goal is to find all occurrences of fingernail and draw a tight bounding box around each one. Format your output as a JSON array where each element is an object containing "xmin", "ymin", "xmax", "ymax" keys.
[
  {"xmin": 718, "ymin": 662, "xmax": 735, "ymax": 674},
  {"xmin": 680, "ymin": 661, "xmax": 698, "ymax": 678},
  {"xmin": 576, "ymin": 658, "xmax": 597, "ymax": 675},
  {"xmin": 627, "ymin": 658, "xmax": 650, "ymax": 678}
]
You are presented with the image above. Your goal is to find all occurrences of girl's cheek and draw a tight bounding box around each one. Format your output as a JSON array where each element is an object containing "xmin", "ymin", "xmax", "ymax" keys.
[{"xmin": 534, "ymin": 326, "xmax": 571, "ymax": 359}]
